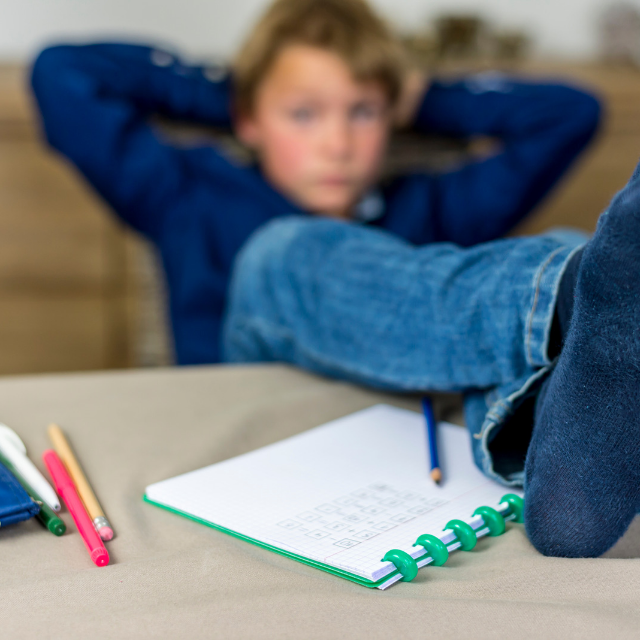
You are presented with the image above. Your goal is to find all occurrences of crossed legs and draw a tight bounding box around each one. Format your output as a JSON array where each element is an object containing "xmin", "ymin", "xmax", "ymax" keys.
[{"xmin": 223, "ymin": 169, "xmax": 640, "ymax": 557}]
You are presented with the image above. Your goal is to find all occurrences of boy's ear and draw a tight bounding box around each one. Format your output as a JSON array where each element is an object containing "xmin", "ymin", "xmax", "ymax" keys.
[{"xmin": 235, "ymin": 112, "xmax": 261, "ymax": 149}]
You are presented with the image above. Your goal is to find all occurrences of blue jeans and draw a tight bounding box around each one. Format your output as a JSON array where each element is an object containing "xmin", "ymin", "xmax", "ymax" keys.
[{"xmin": 222, "ymin": 218, "xmax": 587, "ymax": 488}]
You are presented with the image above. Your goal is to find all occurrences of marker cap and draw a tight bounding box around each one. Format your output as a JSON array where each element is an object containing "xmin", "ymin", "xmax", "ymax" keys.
[
  {"xmin": 48, "ymin": 517, "xmax": 66, "ymax": 537},
  {"xmin": 91, "ymin": 547, "xmax": 109, "ymax": 567}
]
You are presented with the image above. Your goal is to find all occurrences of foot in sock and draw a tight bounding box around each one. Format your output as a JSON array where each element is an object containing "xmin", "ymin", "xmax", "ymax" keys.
[{"xmin": 524, "ymin": 162, "xmax": 640, "ymax": 557}]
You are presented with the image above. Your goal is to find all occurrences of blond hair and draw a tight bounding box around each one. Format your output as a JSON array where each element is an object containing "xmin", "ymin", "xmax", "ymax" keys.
[{"xmin": 233, "ymin": 0, "xmax": 406, "ymax": 114}]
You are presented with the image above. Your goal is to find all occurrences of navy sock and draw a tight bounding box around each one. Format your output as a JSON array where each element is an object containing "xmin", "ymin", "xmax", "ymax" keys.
[{"xmin": 525, "ymin": 164, "xmax": 640, "ymax": 557}]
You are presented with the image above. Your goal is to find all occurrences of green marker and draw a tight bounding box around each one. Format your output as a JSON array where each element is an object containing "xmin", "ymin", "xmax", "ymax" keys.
[
  {"xmin": 30, "ymin": 492, "xmax": 66, "ymax": 536},
  {"xmin": 0, "ymin": 450, "xmax": 66, "ymax": 536}
]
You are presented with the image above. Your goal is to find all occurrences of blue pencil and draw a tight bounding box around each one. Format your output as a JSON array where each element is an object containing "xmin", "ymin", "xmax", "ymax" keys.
[{"xmin": 421, "ymin": 396, "xmax": 441, "ymax": 485}]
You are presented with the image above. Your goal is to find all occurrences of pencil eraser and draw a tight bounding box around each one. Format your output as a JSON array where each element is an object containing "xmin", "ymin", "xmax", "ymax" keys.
[
  {"xmin": 98, "ymin": 525, "xmax": 114, "ymax": 541},
  {"xmin": 91, "ymin": 548, "xmax": 109, "ymax": 567}
]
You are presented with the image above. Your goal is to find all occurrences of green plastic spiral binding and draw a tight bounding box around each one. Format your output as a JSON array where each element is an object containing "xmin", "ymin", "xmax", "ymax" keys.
[
  {"xmin": 444, "ymin": 519, "xmax": 477, "ymax": 550},
  {"xmin": 382, "ymin": 549, "xmax": 419, "ymax": 581},
  {"xmin": 382, "ymin": 499, "xmax": 524, "ymax": 585},
  {"xmin": 413, "ymin": 533, "xmax": 449, "ymax": 566},
  {"xmin": 472, "ymin": 506, "xmax": 506, "ymax": 536},
  {"xmin": 501, "ymin": 493, "xmax": 525, "ymax": 523}
]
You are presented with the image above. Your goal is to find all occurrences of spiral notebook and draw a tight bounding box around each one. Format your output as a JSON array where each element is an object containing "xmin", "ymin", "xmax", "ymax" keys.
[{"xmin": 144, "ymin": 404, "xmax": 524, "ymax": 589}]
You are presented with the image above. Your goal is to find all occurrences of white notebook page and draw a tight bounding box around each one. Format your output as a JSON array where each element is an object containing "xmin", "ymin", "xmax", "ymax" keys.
[{"xmin": 146, "ymin": 405, "xmax": 521, "ymax": 584}]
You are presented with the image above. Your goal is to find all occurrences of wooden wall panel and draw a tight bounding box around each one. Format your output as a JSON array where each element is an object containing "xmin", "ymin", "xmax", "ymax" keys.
[
  {"xmin": 0, "ymin": 294, "xmax": 109, "ymax": 374},
  {"xmin": 0, "ymin": 65, "xmax": 136, "ymax": 374},
  {"xmin": 0, "ymin": 140, "xmax": 121, "ymax": 287}
]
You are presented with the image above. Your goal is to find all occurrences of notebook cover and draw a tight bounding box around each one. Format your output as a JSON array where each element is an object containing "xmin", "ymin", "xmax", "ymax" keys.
[{"xmin": 143, "ymin": 494, "xmax": 392, "ymax": 587}]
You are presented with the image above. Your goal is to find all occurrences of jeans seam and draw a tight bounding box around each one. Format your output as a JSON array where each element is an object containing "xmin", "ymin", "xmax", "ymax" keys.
[
  {"xmin": 525, "ymin": 247, "xmax": 564, "ymax": 367},
  {"xmin": 474, "ymin": 399, "xmax": 510, "ymax": 439},
  {"xmin": 477, "ymin": 365, "xmax": 553, "ymax": 486}
]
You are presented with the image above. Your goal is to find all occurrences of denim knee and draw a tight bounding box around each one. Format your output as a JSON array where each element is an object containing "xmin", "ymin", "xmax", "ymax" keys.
[
  {"xmin": 237, "ymin": 215, "xmax": 348, "ymax": 280},
  {"xmin": 222, "ymin": 216, "xmax": 348, "ymax": 361},
  {"xmin": 239, "ymin": 215, "xmax": 307, "ymax": 275}
]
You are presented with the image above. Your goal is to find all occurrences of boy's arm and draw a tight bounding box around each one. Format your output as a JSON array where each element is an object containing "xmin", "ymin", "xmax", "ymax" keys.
[
  {"xmin": 403, "ymin": 74, "xmax": 602, "ymax": 246},
  {"xmin": 30, "ymin": 44, "xmax": 233, "ymax": 240},
  {"xmin": 38, "ymin": 43, "xmax": 233, "ymax": 125}
]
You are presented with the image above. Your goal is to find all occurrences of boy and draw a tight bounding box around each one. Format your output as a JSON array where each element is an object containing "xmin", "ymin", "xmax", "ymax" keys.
[{"xmin": 31, "ymin": 0, "xmax": 600, "ymax": 365}]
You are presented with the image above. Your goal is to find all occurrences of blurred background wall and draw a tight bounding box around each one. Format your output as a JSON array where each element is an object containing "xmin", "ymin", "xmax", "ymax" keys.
[
  {"xmin": 0, "ymin": 0, "xmax": 640, "ymax": 376},
  {"xmin": 1, "ymin": 0, "xmax": 637, "ymax": 61}
]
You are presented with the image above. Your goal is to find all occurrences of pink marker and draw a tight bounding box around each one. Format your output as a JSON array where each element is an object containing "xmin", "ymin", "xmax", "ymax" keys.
[{"xmin": 43, "ymin": 450, "xmax": 109, "ymax": 567}]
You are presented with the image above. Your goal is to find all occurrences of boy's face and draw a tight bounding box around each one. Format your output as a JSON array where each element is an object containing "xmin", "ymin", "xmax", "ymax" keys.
[{"xmin": 236, "ymin": 44, "xmax": 391, "ymax": 218}]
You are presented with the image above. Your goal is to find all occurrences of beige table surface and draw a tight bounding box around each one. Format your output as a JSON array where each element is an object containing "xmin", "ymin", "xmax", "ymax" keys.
[{"xmin": 1, "ymin": 364, "xmax": 638, "ymax": 639}]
